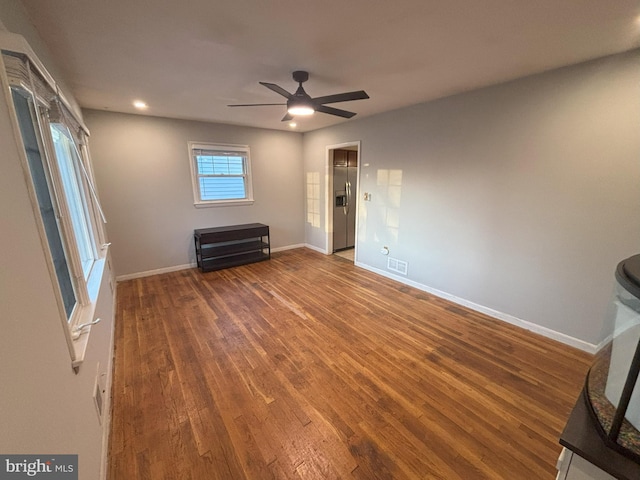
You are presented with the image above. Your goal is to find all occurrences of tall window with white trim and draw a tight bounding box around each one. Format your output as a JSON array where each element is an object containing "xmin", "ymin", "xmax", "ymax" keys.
[
  {"xmin": 2, "ymin": 49, "xmax": 107, "ymax": 363},
  {"xmin": 189, "ymin": 143, "xmax": 254, "ymax": 207}
]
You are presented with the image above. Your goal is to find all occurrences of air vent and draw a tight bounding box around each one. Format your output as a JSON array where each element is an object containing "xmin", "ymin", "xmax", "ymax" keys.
[
  {"xmin": 387, "ymin": 257, "xmax": 408, "ymax": 275},
  {"xmin": 93, "ymin": 363, "xmax": 107, "ymax": 424},
  {"xmin": 94, "ymin": 380, "xmax": 103, "ymax": 421}
]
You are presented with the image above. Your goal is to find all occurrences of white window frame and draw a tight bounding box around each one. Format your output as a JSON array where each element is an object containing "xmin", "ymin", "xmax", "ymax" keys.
[
  {"xmin": 188, "ymin": 142, "xmax": 254, "ymax": 207},
  {"xmin": 1, "ymin": 36, "xmax": 108, "ymax": 368}
]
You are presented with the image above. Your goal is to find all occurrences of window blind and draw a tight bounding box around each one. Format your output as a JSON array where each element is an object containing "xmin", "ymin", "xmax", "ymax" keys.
[
  {"xmin": 2, "ymin": 51, "xmax": 89, "ymax": 135},
  {"xmin": 2, "ymin": 52, "xmax": 56, "ymax": 107}
]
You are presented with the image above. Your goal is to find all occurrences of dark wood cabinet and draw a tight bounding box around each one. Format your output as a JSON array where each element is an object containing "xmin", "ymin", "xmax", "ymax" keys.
[
  {"xmin": 194, "ymin": 223, "xmax": 270, "ymax": 272},
  {"xmin": 333, "ymin": 149, "xmax": 357, "ymax": 167}
]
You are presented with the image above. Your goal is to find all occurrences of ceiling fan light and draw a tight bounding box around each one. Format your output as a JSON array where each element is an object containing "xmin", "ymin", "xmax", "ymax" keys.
[{"xmin": 287, "ymin": 105, "xmax": 314, "ymax": 116}]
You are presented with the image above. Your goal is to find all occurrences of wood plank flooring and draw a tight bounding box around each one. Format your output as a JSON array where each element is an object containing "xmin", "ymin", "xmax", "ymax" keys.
[{"xmin": 108, "ymin": 248, "xmax": 592, "ymax": 479}]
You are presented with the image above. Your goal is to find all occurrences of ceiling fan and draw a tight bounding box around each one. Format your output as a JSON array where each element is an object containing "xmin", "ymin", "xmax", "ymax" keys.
[{"xmin": 228, "ymin": 70, "xmax": 369, "ymax": 122}]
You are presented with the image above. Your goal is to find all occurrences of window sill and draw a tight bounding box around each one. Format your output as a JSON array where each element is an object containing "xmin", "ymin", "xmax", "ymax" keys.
[
  {"xmin": 70, "ymin": 257, "xmax": 107, "ymax": 370},
  {"xmin": 194, "ymin": 199, "xmax": 254, "ymax": 208}
]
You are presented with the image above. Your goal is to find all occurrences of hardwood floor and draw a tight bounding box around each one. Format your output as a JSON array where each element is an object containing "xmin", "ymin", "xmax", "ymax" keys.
[{"xmin": 108, "ymin": 248, "xmax": 592, "ymax": 479}]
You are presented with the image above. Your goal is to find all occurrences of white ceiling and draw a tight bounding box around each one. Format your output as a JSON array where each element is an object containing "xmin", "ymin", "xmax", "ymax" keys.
[{"xmin": 19, "ymin": 0, "xmax": 640, "ymax": 132}]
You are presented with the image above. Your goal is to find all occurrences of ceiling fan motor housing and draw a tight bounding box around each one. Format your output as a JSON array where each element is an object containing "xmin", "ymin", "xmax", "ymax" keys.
[
  {"xmin": 292, "ymin": 70, "xmax": 309, "ymax": 83},
  {"xmin": 288, "ymin": 72, "xmax": 314, "ymax": 113}
]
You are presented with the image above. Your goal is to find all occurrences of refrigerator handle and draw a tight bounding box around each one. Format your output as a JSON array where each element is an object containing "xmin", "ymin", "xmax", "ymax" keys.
[
  {"xmin": 343, "ymin": 182, "xmax": 348, "ymax": 215},
  {"xmin": 346, "ymin": 181, "xmax": 351, "ymax": 215}
]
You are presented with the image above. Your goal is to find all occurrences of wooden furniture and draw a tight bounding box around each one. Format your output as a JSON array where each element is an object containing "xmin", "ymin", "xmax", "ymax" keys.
[{"xmin": 194, "ymin": 223, "xmax": 270, "ymax": 272}]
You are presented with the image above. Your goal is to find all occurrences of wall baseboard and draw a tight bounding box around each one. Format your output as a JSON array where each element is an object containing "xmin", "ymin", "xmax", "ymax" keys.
[
  {"xmin": 356, "ymin": 261, "xmax": 598, "ymax": 354},
  {"xmin": 116, "ymin": 263, "xmax": 196, "ymax": 281},
  {"xmin": 304, "ymin": 243, "xmax": 329, "ymax": 255},
  {"xmin": 272, "ymin": 243, "xmax": 306, "ymax": 253},
  {"xmin": 115, "ymin": 243, "xmax": 310, "ymax": 281},
  {"xmin": 114, "ymin": 246, "xmax": 597, "ymax": 354}
]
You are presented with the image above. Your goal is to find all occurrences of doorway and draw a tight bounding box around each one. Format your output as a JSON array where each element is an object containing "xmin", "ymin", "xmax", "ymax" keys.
[{"xmin": 327, "ymin": 142, "xmax": 360, "ymax": 262}]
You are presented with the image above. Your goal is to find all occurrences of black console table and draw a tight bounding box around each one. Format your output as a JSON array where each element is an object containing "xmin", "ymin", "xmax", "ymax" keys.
[{"xmin": 194, "ymin": 223, "xmax": 270, "ymax": 272}]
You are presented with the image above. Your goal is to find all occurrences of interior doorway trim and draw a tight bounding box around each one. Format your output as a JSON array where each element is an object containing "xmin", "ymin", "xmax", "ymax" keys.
[{"xmin": 325, "ymin": 141, "xmax": 361, "ymax": 258}]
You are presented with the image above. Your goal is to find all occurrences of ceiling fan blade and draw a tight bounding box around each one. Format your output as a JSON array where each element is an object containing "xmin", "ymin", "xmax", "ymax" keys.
[
  {"xmin": 259, "ymin": 82, "xmax": 293, "ymax": 99},
  {"xmin": 315, "ymin": 105, "xmax": 357, "ymax": 119},
  {"xmin": 281, "ymin": 113, "xmax": 294, "ymax": 122},
  {"xmin": 228, "ymin": 103, "xmax": 286, "ymax": 107},
  {"xmin": 312, "ymin": 90, "xmax": 369, "ymax": 105}
]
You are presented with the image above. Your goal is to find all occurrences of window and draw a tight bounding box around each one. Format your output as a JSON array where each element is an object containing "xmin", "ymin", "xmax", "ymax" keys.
[
  {"xmin": 12, "ymin": 89, "xmax": 78, "ymax": 319},
  {"xmin": 50, "ymin": 124, "xmax": 96, "ymax": 278},
  {"xmin": 8, "ymin": 82, "xmax": 101, "ymax": 320},
  {"xmin": 189, "ymin": 142, "xmax": 254, "ymax": 207},
  {"xmin": 3, "ymin": 48, "xmax": 108, "ymax": 365}
]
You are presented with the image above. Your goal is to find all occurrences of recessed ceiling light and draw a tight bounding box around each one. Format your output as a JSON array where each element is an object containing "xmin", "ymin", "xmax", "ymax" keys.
[
  {"xmin": 133, "ymin": 100, "xmax": 148, "ymax": 110},
  {"xmin": 289, "ymin": 122, "xmax": 297, "ymax": 128}
]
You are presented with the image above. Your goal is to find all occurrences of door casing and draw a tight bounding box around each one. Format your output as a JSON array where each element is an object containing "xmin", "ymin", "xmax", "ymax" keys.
[{"xmin": 325, "ymin": 141, "xmax": 361, "ymax": 258}]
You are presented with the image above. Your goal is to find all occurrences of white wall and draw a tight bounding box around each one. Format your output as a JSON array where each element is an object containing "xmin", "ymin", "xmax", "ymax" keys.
[
  {"xmin": 304, "ymin": 50, "xmax": 640, "ymax": 347},
  {"xmin": 0, "ymin": 2, "xmax": 115, "ymax": 479},
  {"xmin": 83, "ymin": 110, "xmax": 305, "ymax": 277}
]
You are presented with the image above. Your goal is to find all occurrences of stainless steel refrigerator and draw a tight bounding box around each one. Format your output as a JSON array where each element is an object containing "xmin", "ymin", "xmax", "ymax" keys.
[{"xmin": 333, "ymin": 149, "xmax": 357, "ymax": 251}]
